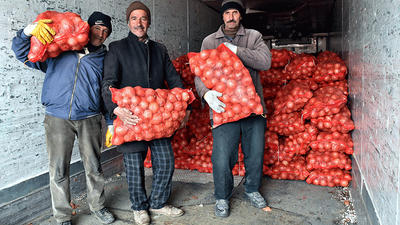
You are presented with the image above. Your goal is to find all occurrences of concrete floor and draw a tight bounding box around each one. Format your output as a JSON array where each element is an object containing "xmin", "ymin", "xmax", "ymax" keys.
[{"xmin": 25, "ymin": 169, "xmax": 358, "ymax": 225}]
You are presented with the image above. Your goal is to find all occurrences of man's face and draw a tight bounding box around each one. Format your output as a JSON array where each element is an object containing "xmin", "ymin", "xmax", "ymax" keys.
[
  {"xmin": 89, "ymin": 25, "xmax": 109, "ymax": 46},
  {"xmin": 223, "ymin": 9, "xmax": 242, "ymax": 30},
  {"xmin": 128, "ymin": 9, "xmax": 150, "ymax": 42}
]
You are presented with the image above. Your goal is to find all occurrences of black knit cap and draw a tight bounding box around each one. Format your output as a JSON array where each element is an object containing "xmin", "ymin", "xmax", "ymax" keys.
[
  {"xmin": 220, "ymin": 0, "xmax": 245, "ymax": 17},
  {"xmin": 88, "ymin": 11, "xmax": 112, "ymax": 35}
]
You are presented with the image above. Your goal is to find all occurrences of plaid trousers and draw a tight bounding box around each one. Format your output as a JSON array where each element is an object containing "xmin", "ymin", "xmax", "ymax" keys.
[{"xmin": 123, "ymin": 138, "xmax": 175, "ymax": 210}]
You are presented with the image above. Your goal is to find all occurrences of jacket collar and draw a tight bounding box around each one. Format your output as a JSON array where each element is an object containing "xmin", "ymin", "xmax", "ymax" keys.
[
  {"xmin": 78, "ymin": 44, "xmax": 107, "ymax": 56},
  {"xmin": 126, "ymin": 31, "xmax": 150, "ymax": 74},
  {"xmin": 95, "ymin": 44, "xmax": 108, "ymax": 54},
  {"xmin": 128, "ymin": 31, "xmax": 149, "ymax": 44},
  {"xmin": 216, "ymin": 24, "xmax": 245, "ymax": 39},
  {"xmin": 98, "ymin": 44, "xmax": 108, "ymax": 52}
]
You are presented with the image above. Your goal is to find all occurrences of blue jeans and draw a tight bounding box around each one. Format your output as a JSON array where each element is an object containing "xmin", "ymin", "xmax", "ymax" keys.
[{"xmin": 211, "ymin": 115, "xmax": 266, "ymax": 200}]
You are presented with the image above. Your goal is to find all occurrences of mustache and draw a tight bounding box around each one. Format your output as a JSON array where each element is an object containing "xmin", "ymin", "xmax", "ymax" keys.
[
  {"xmin": 227, "ymin": 20, "xmax": 237, "ymax": 23},
  {"xmin": 134, "ymin": 26, "xmax": 145, "ymax": 30}
]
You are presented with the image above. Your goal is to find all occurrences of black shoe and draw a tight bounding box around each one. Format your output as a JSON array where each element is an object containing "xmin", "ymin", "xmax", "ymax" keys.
[
  {"xmin": 244, "ymin": 191, "xmax": 267, "ymax": 208},
  {"xmin": 215, "ymin": 199, "xmax": 230, "ymax": 217},
  {"xmin": 92, "ymin": 207, "xmax": 115, "ymax": 224},
  {"xmin": 59, "ymin": 221, "xmax": 72, "ymax": 225}
]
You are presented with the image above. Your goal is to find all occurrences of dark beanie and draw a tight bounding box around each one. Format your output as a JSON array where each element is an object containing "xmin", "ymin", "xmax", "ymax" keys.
[
  {"xmin": 220, "ymin": 0, "xmax": 245, "ymax": 17},
  {"xmin": 88, "ymin": 11, "xmax": 112, "ymax": 35},
  {"xmin": 126, "ymin": 1, "xmax": 151, "ymax": 24}
]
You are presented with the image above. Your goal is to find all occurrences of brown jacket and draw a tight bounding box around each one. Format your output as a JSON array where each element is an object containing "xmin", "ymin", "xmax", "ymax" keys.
[{"xmin": 194, "ymin": 24, "xmax": 272, "ymax": 118}]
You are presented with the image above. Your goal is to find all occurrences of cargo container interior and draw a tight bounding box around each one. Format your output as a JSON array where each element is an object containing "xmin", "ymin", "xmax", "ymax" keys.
[{"xmin": 0, "ymin": 0, "xmax": 398, "ymax": 225}]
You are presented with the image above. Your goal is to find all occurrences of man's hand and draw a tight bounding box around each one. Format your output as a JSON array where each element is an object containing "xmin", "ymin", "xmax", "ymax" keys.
[
  {"xmin": 24, "ymin": 19, "xmax": 56, "ymax": 45},
  {"xmin": 179, "ymin": 110, "xmax": 191, "ymax": 129},
  {"xmin": 113, "ymin": 107, "xmax": 140, "ymax": 125},
  {"xmin": 223, "ymin": 42, "xmax": 237, "ymax": 54},
  {"xmin": 105, "ymin": 125, "xmax": 114, "ymax": 148},
  {"xmin": 204, "ymin": 90, "xmax": 226, "ymax": 113}
]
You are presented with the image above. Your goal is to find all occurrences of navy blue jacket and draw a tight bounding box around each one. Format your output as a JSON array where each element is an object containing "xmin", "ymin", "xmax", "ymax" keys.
[{"xmin": 12, "ymin": 30, "xmax": 112, "ymax": 124}]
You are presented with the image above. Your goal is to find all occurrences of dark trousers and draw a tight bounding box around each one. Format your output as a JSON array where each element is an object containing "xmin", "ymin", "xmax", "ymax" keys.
[
  {"xmin": 211, "ymin": 115, "xmax": 266, "ymax": 200},
  {"xmin": 44, "ymin": 114, "xmax": 105, "ymax": 223},
  {"xmin": 123, "ymin": 138, "xmax": 175, "ymax": 211}
]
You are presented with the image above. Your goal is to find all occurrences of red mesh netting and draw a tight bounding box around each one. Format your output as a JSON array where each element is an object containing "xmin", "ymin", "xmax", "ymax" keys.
[
  {"xmin": 28, "ymin": 11, "xmax": 90, "ymax": 62},
  {"xmin": 188, "ymin": 43, "xmax": 263, "ymax": 128},
  {"xmin": 111, "ymin": 86, "xmax": 195, "ymax": 144}
]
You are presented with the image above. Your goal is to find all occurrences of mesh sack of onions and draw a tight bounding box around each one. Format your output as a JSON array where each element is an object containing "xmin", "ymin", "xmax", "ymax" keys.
[
  {"xmin": 28, "ymin": 11, "xmax": 90, "ymax": 62},
  {"xmin": 188, "ymin": 43, "xmax": 264, "ymax": 128}
]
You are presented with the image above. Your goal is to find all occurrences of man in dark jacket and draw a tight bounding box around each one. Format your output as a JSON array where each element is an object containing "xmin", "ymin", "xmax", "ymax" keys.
[
  {"xmin": 101, "ymin": 2, "xmax": 190, "ymax": 225},
  {"xmin": 12, "ymin": 12, "xmax": 115, "ymax": 225},
  {"xmin": 194, "ymin": 0, "xmax": 272, "ymax": 218}
]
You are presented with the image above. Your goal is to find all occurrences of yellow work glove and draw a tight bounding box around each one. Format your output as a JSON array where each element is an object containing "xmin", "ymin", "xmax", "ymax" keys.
[
  {"xmin": 105, "ymin": 125, "xmax": 114, "ymax": 148},
  {"xmin": 24, "ymin": 19, "xmax": 56, "ymax": 45}
]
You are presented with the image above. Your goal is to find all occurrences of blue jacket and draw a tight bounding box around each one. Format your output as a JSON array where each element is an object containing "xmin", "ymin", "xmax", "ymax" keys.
[{"xmin": 12, "ymin": 29, "xmax": 112, "ymax": 124}]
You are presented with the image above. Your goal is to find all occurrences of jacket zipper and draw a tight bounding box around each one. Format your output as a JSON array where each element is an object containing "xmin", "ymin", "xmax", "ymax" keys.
[
  {"xmin": 69, "ymin": 57, "xmax": 81, "ymax": 119},
  {"xmin": 68, "ymin": 47, "xmax": 104, "ymax": 119},
  {"xmin": 145, "ymin": 39, "xmax": 151, "ymax": 87}
]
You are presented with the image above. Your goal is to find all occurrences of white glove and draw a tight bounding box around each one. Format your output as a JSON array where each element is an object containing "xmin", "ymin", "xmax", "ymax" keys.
[
  {"xmin": 204, "ymin": 90, "xmax": 226, "ymax": 113},
  {"xmin": 223, "ymin": 42, "xmax": 238, "ymax": 54},
  {"xmin": 108, "ymin": 125, "xmax": 114, "ymax": 135},
  {"xmin": 24, "ymin": 22, "xmax": 38, "ymax": 36}
]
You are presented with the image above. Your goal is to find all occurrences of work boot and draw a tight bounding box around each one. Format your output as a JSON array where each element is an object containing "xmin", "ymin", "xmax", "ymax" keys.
[
  {"xmin": 58, "ymin": 221, "xmax": 72, "ymax": 225},
  {"xmin": 214, "ymin": 199, "xmax": 229, "ymax": 217},
  {"xmin": 149, "ymin": 204, "xmax": 184, "ymax": 217},
  {"xmin": 133, "ymin": 210, "xmax": 150, "ymax": 225},
  {"xmin": 92, "ymin": 207, "xmax": 115, "ymax": 224},
  {"xmin": 244, "ymin": 191, "xmax": 267, "ymax": 208}
]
